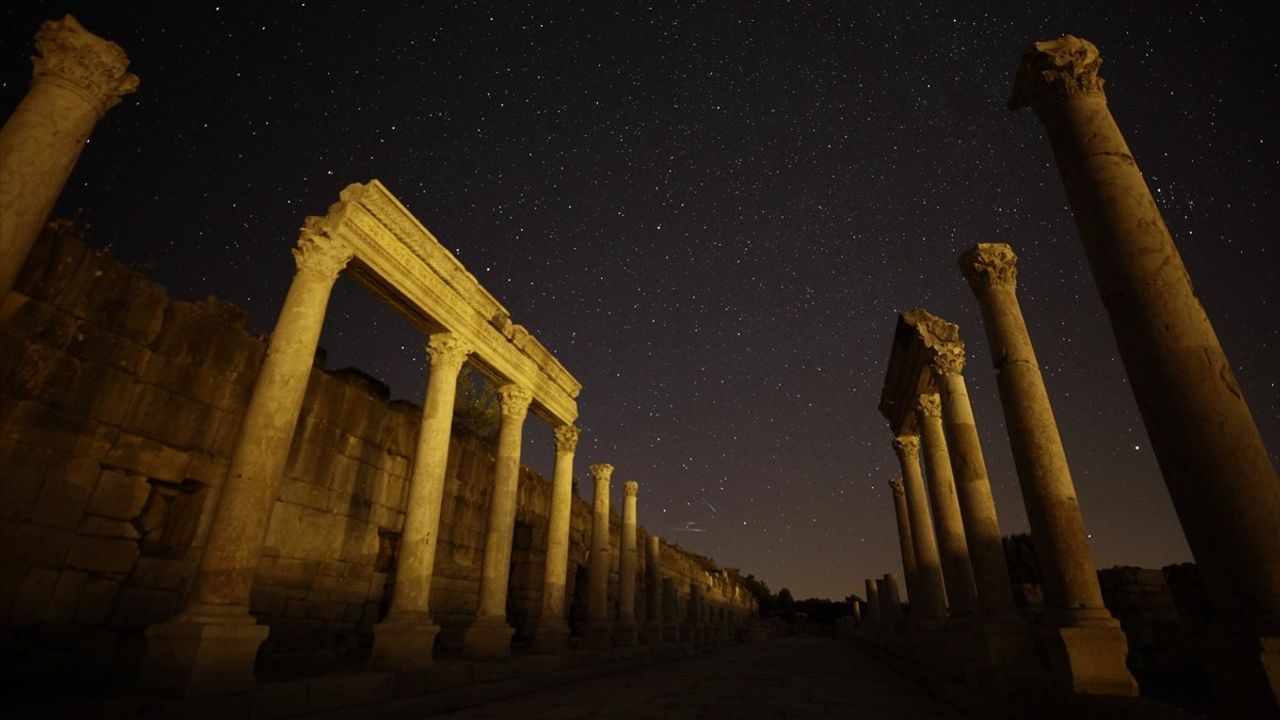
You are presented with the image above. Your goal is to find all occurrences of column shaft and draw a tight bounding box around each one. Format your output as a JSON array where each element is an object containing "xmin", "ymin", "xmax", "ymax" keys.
[
  {"xmin": 643, "ymin": 535, "xmax": 663, "ymax": 645},
  {"xmin": 887, "ymin": 477, "xmax": 920, "ymax": 606},
  {"xmin": 892, "ymin": 436, "xmax": 948, "ymax": 621},
  {"xmin": 865, "ymin": 579, "xmax": 882, "ymax": 624},
  {"xmin": 615, "ymin": 481, "xmax": 639, "ymax": 645},
  {"xmin": 917, "ymin": 394, "xmax": 979, "ymax": 614},
  {"xmin": 531, "ymin": 425, "xmax": 578, "ymax": 653},
  {"xmin": 582, "ymin": 464, "xmax": 614, "ymax": 649}
]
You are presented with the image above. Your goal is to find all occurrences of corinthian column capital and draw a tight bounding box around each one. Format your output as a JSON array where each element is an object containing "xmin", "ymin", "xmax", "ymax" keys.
[
  {"xmin": 891, "ymin": 435, "xmax": 920, "ymax": 459},
  {"xmin": 928, "ymin": 342, "xmax": 966, "ymax": 377},
  {"xmin": 888, "ymin": 476, "xmax": 905, "ymax": 496},
  {"xmin": 959, "ymin": 243, "xmax": 1018, "ymax": 293},
  {"xmin": 32, "ymin": 15, "xmax": 139, "ymax": 116},
  {"xmin": 916, "ymin": 393, "xmax": 943, "ymax": 419},
  {"xmin": 497, "ymin": 384, "xmax": 533, "ymax": 420},
  {"xmin": 553, "ymin": 424, "xmax": 580, "ymax": 453},
  {"xmin": 1008, "ymin": 35, "xmax": 1106, "ymax": 112},
  {"xmin": 292, "ymin": 232, "xmax": 353, "ymax": 282},
  {"xmin": 589, "ymin": 464, "xmax": 614, "ymax": 483},
  {"xmin": 624, "ymin": 481, "xmax": 639, "ymax": 497},
  {"xmin": 425, "ymin": 333, "xmax": 471, "ymax": 372}
]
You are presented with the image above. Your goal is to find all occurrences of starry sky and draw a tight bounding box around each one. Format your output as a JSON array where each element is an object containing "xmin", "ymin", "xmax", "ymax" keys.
[{"xmin": 2, "ymin": 2, "xmax": 1276, "ymax": 602}]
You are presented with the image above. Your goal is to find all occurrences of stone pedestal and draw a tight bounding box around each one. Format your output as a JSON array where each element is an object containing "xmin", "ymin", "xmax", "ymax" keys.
[
  {"xmin": 961, "ymin": 242, "xmax": 1136, "ymax": 696},
  {"xmin": 531, "ymin": 425, "xmax": 579, "ymax": 655},
  {"xmin": 916, "ymin": 393, "xmax": 978, "ymax": 615},
  {"xmin": 613, "ymin": 481, "xmax": 639, "ymax": 646},
  {"xmin": 1011, "ymin": 35, "xmax": 1279, "ymax": 712},
  {"xmin": 0, "ymin": 15, "xmax": 138, "ymax": 299},
  {"xmin": 891, "ymin": 436, "xmax": 948, "ymax": 625},
  {"xmin": 139, "ymin": 613, "xmax": 268, "ymax": 696},
  {"xmin": 462, "ymin": 384, "xmax": 532, "ymax": 660}
]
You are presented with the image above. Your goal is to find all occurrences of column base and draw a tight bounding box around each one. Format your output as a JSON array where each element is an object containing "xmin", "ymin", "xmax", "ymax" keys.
[
  {"xmin": 613, "ymin": 619, "xmax": 638, "ymax": 647},
  {"xmin": 1038, "ymin": 617, "xmax": 1137, "ymax": 696},
  {"xmin": 368, "ymin": 614, "xmax": 439, "ymax": 673},
  {"xmin": 139, "ymin": 610, "xmax": 269, "ymax": 696},
  {"xmin": 642, "ymin": 622, "xmax": 663, "ymax": 647},
  {"xmin": 461, "ymin": 615, "xmax": 515, "ymax": 659},
  {"xmin": 529, "ymin": 616, "xmax": 570, "ymax": 655},
  {"xmin": 1197, "ymin": 631, "xmax": 1279, "ymax": 717},
  {"xmin": 578, "ymin": 620, "xmax": 614, "ymax": 651}
]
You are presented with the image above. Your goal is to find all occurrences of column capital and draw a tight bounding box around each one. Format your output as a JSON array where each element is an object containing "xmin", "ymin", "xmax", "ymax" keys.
[
  {"xmin": 888, "ymin": 476, "xmax": 905, "ymax": 496},
  {"xmin": 293, "ymin": 232, "xmax": 353, "ymax": 282},
  {"xmin": 891, "ymin": 435, "xmax": 920, "ymax": 458},
  {"xmin": 497, "ymin": 383, "xmax": 533, "ymax": 420},
  {"xmin": 589, "ymin": 464, "xmax": 614, "ymax": 483},
  {"xmin": 1009, "ymin": 35, "xmax": 1105, "ymax": 112},
  {"xmin": 553, "ymin": 424, "xmax": 580, "ymax": 453},
  {"xmin": 425, "ymin": 332, "xmax": 471, "ymax": 372},
  {"xmin": 927, "ymin": 341, "xmax": 966, "ymax": 377},
  {"xmin": 916, "ymin": 393, "xmax": 943, "ymax": 419},
  {"xmin": 959, "ymin": 243, "xmax": 1018, "ymax": 293},
  {"xmin": 624, "ymin": 481, "xmax": 639, "ymax": 497},
  {"xmin": 32, "ymin": 15, "xmax": 139, "ymax": 116}
]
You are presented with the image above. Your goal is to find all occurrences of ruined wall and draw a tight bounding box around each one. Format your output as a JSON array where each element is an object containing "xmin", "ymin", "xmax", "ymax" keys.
[{"xmin": 0, "ymin": 224, "xmax": 755, "ymax": 682}]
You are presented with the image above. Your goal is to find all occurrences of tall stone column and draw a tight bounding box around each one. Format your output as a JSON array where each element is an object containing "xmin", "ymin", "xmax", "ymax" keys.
[
  {"xmin": 961, "ymin": 242, "xmax": 1136, "ymax": 696},
  {"xmin": 662, "ymin": 578, "xmax": 679, "ymax": 642},
  {"xmin": 462, "ymin": 383, "xmax": 533, "ymax": 659},
  {"xmin": 141, "ymin": 230, "xmax": 351, "ymax": 694},
  {"xmin": 891, "ymin": 436, "xmax": 948, "ymax": 623},
  {"xmin": 880, "ymin": 573, "xmax": 904, "ymax": 624},
  {"xmin": 581, "ymin": 463, "xmax": 614, "ymax": 650},
  {"xmin": 369, "ymin": 333, "xmax": 470, "ymax": 672},
  {"xmin": 643, "ymin": 535, "xmax": 663, "ymax": 646},
  {"xmin": 923, "ymin": 338, "xmax": 1017, "ymax": 615},
  {"xmin": 886, "ymin": 477, "xmax": 919, "ymax": 606},
  {"xmin": 0, "ymin": 15, "xmax": 138, "ymax": 300},
  {"xmin": 864, "ymin": 579, "xmax": 882, "ymax": 625},
  {"xmin": 1011, "ymin": 36, "xmax": 1279, "ymax": 712},
  {"xmin": 531, "ymin": 424, "xmax": 580, "ymax": 654},
  {"xmin": 916, "ymin": 393, "xmax": 979, "ymax": 615},
  {"xmin": 614, "ymin": 481, "xmax": 640, "ymax": 645}
]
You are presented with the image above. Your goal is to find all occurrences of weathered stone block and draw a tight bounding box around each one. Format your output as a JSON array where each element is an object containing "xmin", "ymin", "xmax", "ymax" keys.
[
  {"xmin": 255, "ymin": 556, "xmax": 318, "ymax": 589},
  {"xmin": 13, "ymin": 222, "xmax": 90, "ymax": 301},
  {"xmin": 0, "ymin": 521, "xmax": 73, "ymax": 568},
  {"xmin": 0, "ymin": 439, "xmax": 54, "ymax": 521},
  {"xmin": 60, "ymin": 248, "xmax": 168, "ymax": 345},
  {"xmin": 185, "ymin": 451, "xmax": 228, "ymax": 487},
  {"xmin": 122, "ymin": 382, "xmax": 220, "ymax": 451},
  {"xmin": 66, "ymin": 320, "xmax": 147, "ymax": 374},
  {"xmin": 262, "ymin": 502, "xmax": 341, "ymax": 562},
  {"xmin": 137, "ymin": 350, "xmax": 250, "ymax": 413},
  {"xmin": 278, "ymin": 478, "xmax": 332, "ymax": 512},
  {"xmin": 152, "ymin": 298, "xmax": 263, "ymax": 375},
  {"xmin": 77, "ymin": 515, "xmax": 142, "ymax": 539},
  {"xmin": 131, "ymin": 556, "xmax": 187, "ymax": 590},
  {"xmin": 0, "ymin": 294, "xmax": 77, "ymax": 349},
  {"xmin": 10, "ymin": 567, "xmax": 60, "ymax": 625},
  {"xmin": 104, "ymin": 432, "xmax": 189, "ymax": 482},
  {"xmin": 0, "ymin": 327, "xmax": 30, "ymax": 388},
  {"xmin": 66, "ymin": 536, "xmax": 139, "ymax": 573},
  {"xmin": 75, "ymin": 576, "xmax": 121, "ymax": 625},
  {"xmin": 28, "ymin": 456, "xmax": 99, "ymax": 531},
  {"xmin": 86, "ymin": 469, "xmax": 150, "ymax": 520},
  {"xmin": 43, "ymin": 570, "xmax": 89, "ymax": 624},
  {"xmin": 111, "ymin": 585, "xmax": 179, "ymax": 627}
]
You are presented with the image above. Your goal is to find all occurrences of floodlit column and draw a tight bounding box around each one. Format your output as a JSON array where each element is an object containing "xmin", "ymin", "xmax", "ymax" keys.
[
  {"xmin": 916, "ymin": 393, "xmax": 979, "ymax": 615},
  {"xmin": 880, "ymin": 573, "xmax": 904, "ymax": 624},
  {"xmin": 614, "ymin": 481, "xmax": 640, "ymax": 645},
  {"xmin": 926, "ymin": 339, "xmax": 1017, "ymax": 615},
  {"xmin": 643, "ymin": 535, "xmax": 663, "ymax": 646},
  {"xmin": 961, "ymin": 242, "xmax": 1136, "ymax": 696},
  {"xmin": 1012, "ymin": 36, "xmax": 1279, "ymax": 713},
  {"xmin": 887, "ymin": 477, "xmax": 920, "ymax": 605},
  {"xmin": 141, "ymin": 230, "xmax": 351, "ymax": 694},
  {"xmin": 662, "ymin": 578, "xmax": 679, "ymax": 642},
  {"xmin": 865, "ymin": 579, "xmax": 882, "ymax": 625},
  {"xmin": 462, "ymin": 383, "xmax": 533, "ymax": 659},
  {"xmin": 0, "ymin": 15, "xmax": 138, "ymax": 299},
  {"xmin": 370, "ymin": 333, "xmax": 471, "ymax": 672},
  {"xmin": 531, "ymin": 424, "xmax": 580, "ymax": 654},
  {"xmin": 581, "ymin": 463, "xmax": 614, "ymax": 650},
  {"xmin": 891, "ymin": 436, "xmax": 948, "ymax": 623}
]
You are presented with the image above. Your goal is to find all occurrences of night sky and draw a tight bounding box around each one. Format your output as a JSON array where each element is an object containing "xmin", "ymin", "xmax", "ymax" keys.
[{"xmin": 2, "ymin": 2, "xmax": 1276, "ymax": 602}]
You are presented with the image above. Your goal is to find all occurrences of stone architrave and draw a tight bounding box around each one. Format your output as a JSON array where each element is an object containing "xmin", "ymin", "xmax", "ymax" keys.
[
  {"xmin": 531, "ymin": 424, "xmax": 580, "ymax": 654},
  {"xmin": 662, "ymin": 578, "xmax": 680, "ymax": 643},
  {"xmin": 961, "ymin": 242, "xmax": 1137, "ymax": 696},
  {"xmin": 880, "ymin": 573, "xmax": 904, "ymax": 624},
  {"xmin": 916, "ymin": 393, "xmax": 979, "ymax": 615},
  {"xmin": 370, "ymin": 333, "xmax": 471, "ymax": 672},
  {"xmin": 463, "ymin": 383, "xmax": 533, "ymax": 659},
  {"xmin": 1011, "ymin": 36, "xmax": 1280, "ymax": 712},
  {"xmin": 642, "ymin": 535, "xmax": 663, "ymax": 646},
  {"xmin": 140, "ymin": 230, "xmax": 352, "ymax": 695},
  {"xmin": 614, "ymin": 481, "xmax": 640, "ymax": 646},
  {"xmin": 0, "ymin": 15, "xmax": 138, "ymax": 299},
  {"xmin": 891, "ymin": 436, "xmax": 948, "ymax": 623},
  {"xmin": 581, "ymin": 463, "xmax": 615, "ymax": 650},
  {"xmin": 886, "ymin": 477, "xmax": 919, "ymax": 605},
  {"xmin": 865, "ymin": 579, "xmax": 882, "ymax": 625}
]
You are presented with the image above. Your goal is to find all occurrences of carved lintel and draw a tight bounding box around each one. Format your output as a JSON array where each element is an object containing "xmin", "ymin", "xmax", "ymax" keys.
[
  {"xmin": 916, "ymin": 393, "xmax": 942, "ymax": 419},
  {"xmin": 497, "ymin": 383, "xmax": 533, "ymax": 420},
  {"xmin": 589, "ymin": 463, "xmax": 614, "ymax": 483},
  {"xmin": 623, "ymin": 481, "xmax": 639, "ymax": 498},
  {"xmin": 891, "ymin": 435, "xmax": 920, "ymax": 459},
  {"xmin": 292, "ymin": 232, "xmax": 353, "ymax": 282},
  {"xmin": 425, "ymin": 332, "xmax": 471, "ymax": 371},
  {"xmin": 1009, "ymin": 35, "xmax": 1106, "ymax": 112},
  {"xmin": 959, "ymin": 243, "xmax": 1018, "ymax": 292},
  {"xmin": 553, "ymin": 424, "xmax": 580, "ymax": 453},
  {"xmin": 888, "ymin": 476, "xmax": 905, "ymax": 496},
  {"xmin": 31, "ymin": 15, "xmax": 139, "ymax": 116}
]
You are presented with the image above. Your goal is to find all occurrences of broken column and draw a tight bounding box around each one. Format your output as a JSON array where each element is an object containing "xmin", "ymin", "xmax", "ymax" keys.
[
  {"xmin": 960, "ymin": 242, "xmax": 1137, "ymax": 696},
  {"xmin": 891, "ymin": 435, "xmax": 948, "ymax": 624},
  {"xmin": 581, "ymin": 463, "xmax": 614, "ymax": 650},
  {"xmin": 916, "ymin": 393, "xmax": 979, "ymax": 615},
  {"xmin": 865, "ymin": 578, "xmax": 882, "ymax": 625},
  {"xmin": 531, "ymin": 424, "xmax": 580, "ymax": 654},
  {"xmin": 1011, "ymin": 35, "xmax": 1279, "ymax": 712},
  {"xmin": 614, "ymin": 481, "xmax": 639, "ymax": 646},
  {"xmin": 880, "ymin": 573, "xmax": 904, "ymax": 624}
]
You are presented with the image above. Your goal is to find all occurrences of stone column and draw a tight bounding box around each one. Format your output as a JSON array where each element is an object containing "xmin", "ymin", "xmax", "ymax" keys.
[
  {"xmin": 141, "ymin": 230, "xmax": 351, "ymax": 694},
  {"xmin": 643, "ymin": 535, "xmax": 663, "ymax": 646},
  {"xmin": 1011, "ymin": 36, "xmax": 1279, "ymax": 713},
  {"xmin": 370, "ymin": 333, "xmax": 471, "ymax": 672},
  {"xmin": 916, "ymin": 393, "xmax": 979, "ymax": 615},
  {"xmin": 0, "ymin": 15, "xmax": 138, "ymax": 300},
  {"xmin": 891, "ymin": 436, "xmax": 948, "ymax": 623},
  {"xmin": 961, "ymin": 242, "xmax": 1136, "ymax": 696},
  {"xmin": 887, "ymin": 477, "xmax": 920, "ymax": 609},
  {"xmin": 614, "ymin": 481, "xmax": 640, "ymax": 645},
  {"xmin": 662, "ymin": 578, "xmax": 679, "ymax": 642},
  {"xmin": 880, "ymin": 573, "xmax": 904, "ymax": 624},
  {"xmin": 462, "ymin": 383, "xmax": 533, "ymax": 659},
  {"xmin": 865, "ymin": 579, "xmax": 882, "ymax": 625},
  {"xmin": 581, "ymin": 463, "xmax": 614, "ymax": 650},
  {"xmin": 530, "ymin": 424, "xmax": 579, "ymax": 654}
]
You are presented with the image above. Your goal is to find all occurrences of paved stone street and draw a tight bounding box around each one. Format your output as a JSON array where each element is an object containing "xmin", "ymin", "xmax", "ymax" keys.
[{"xmin": 431, "ymin": 636, "xmax": 967, "ymax": 719}]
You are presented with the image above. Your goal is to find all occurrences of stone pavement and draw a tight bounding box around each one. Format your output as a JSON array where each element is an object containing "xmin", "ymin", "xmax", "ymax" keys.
[{"xmin": 430, "ymin": 635, "xmax": 968, "ymax": 719}]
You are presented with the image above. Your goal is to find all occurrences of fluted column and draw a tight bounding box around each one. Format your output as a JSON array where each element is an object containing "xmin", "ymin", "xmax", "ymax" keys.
[
  {"xmin": 581, "ymin": 463, "xmax": 614, "ymax": 650},
  {"xmin": 865, "ymin": 579, "xmax": 882, "ymax": 625},
  {"xmin": 614, "ymin": 481, "xmax": 640, "ymax": 645},
  {"xmin": 961, "ymin": 242, "xmax": 1136, "ymax": 695},
  {"xmin": 887, "ymin": 477, "xmax": 919, "ymax": 606},
  {"xmin": 891, "ymin": 436, "xmax": 948, "ymax": 623},
  {"xmin": 531, "ymin": 424, "xmax": 580, "ymax": 654},
  {"xmin": 141, "ymin": 230, "xmax": 351, "ymax": 694},
  {"xmin": 1, "ymin": 15, "xmax": 138, "ymax": 299},
  {"xmin": 370, "ymin": 333, "xmax": 471, "ymax": 671},
  {"xmin": 916, "ymin": 393, "xmax": 979, "ymax": 615},
  {"xmin": 880, "ymin": 573, "xmax": 904, "ymax": 624},
  {"xmin": 462, "ymin": 383, "xmax": 533, "ymax": 659},
  {"xmin": 1012, "ymin": 36, "xmax": 1279, "ymax": 713},
  {"xmin": 643, "ymin": 535, "xmax": 663, "ymax": 646}
]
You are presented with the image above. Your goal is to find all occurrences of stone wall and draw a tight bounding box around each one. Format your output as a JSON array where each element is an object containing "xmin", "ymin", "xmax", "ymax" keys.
[{"xmin": 0, "ymin": 223, "xmax": 754, "ymax": 684}]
